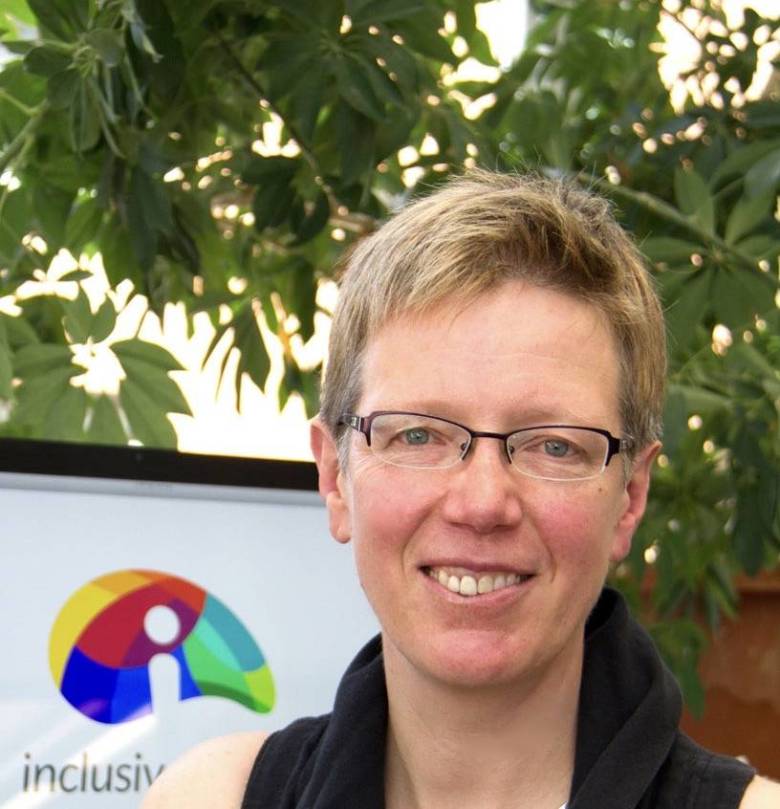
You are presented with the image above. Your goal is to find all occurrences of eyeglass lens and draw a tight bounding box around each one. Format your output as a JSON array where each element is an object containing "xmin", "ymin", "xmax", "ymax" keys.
[{"xmin": 368, "ymin": 413, "xmax": 610, "ymax": 481}]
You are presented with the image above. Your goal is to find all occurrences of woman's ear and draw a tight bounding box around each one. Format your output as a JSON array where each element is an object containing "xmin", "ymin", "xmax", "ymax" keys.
[
  {"xmin": 310, "ymin": 418, "xmax": 352, "ymax": 544},
  {"xmin": 609, "ymin": 441, "xmax": 661, "ymax": 563}
]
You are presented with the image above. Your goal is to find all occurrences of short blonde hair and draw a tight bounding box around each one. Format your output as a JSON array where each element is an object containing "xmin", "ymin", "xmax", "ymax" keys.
[{"xmin": 320, "ymin": 170, "xmax": 666, "ymax": 457}]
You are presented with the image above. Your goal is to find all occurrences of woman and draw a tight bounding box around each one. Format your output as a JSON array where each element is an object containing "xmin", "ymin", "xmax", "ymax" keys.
[{"xmin": 143, "ymin": 171, "xmax": 779, "ymax": 809}]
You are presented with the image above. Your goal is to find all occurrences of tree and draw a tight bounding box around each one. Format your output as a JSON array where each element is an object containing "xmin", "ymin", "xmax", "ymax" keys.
[{"xmin": 0, "ymin": 0, "xmax": 778, "ymax": 709}]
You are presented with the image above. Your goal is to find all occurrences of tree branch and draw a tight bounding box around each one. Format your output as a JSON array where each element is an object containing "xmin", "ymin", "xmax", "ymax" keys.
[
  {"xmin": 213, "ymin": 32, "xmax": 330, "ymax": 192},
  {"xmin": 583, "ymin": 174, "xmax": 775, "ymax": 281}
]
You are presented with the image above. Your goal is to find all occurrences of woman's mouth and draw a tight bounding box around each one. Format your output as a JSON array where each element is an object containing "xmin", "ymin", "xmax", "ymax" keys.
[{"xmin": 421, "ymin": 566, "xmax": 533, "ymax": 598}]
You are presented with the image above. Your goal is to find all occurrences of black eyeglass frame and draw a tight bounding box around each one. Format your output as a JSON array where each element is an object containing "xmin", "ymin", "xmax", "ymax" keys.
[{"xmin": 339, "ymin": 411, "xmax": 632, "ymax": 472}]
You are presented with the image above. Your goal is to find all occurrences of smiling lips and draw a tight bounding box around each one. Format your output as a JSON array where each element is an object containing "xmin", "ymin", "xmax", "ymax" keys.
[{"xmin": 423, "ymin": 566, "xmax": 533, "ymax": 598}]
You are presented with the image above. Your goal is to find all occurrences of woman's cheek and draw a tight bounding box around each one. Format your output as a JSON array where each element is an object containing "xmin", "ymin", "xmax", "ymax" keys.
[{"xmin": 531, "ymin": 487, "xmax": 609, "ymax": 563}]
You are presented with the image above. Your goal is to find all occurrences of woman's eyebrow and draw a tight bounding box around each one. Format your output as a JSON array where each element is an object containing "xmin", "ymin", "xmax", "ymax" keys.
[{"xmin": 371, "ymin": 402, "xmax": 594, "ymax": 425}]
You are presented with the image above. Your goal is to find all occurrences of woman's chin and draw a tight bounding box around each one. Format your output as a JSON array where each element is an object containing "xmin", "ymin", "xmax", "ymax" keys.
[{"xmin": 406, "ymin": 630, "xmax": 539, "ymax": 690}]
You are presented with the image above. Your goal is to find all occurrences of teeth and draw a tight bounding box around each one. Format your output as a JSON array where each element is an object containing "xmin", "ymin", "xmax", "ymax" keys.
[
  {"xmin": 427, "ymin": 567, "xmax": 527, "ymax": 598},
  {"xmin": 459, "ymin": 576, "xmax": 477, "ymax": 596}
]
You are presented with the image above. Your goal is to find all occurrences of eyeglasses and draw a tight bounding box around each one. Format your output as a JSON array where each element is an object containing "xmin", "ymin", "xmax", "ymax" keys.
[{"xmin": 340, "ymin": 411, "xmax": 632, "ymax": 482}]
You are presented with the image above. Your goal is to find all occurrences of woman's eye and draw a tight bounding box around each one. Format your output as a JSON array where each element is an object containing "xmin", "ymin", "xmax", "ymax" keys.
[
  {"xmin": 403, "ymin": 428, "xmax": 431, "ymax": 445},
  {"xmin": 542, "ymin": 438, "xmax": 571, "ymax": 458}
]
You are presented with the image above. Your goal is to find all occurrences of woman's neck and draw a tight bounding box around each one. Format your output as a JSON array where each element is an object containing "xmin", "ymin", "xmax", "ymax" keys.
[{"xmin": 383, "ymin": 637, "xmax": 581, "ymax": 809}]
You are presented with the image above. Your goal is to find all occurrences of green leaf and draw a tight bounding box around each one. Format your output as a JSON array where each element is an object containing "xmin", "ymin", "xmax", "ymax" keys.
[
  {"xmin": 374, "ymin": 105, "xmax": 417, "ymax": 162},
  {"xmin": 112, "ymin": 338, "xmax": 184, "ymax": 372},
  {"xmin": 241, "ymin": 155, "xmax": 300, "ymax": 185},
  {"xmin": 290, "ymin": 259, "xmax": 316, "ymax": 341},
  {"xmin": 292, "ymin": 191, "xmax": 330, "ymax": 245},
  {"xmin": 43, "ymin": 383, "xmax": 87, "ymax": 440},
  {"xmin": 299, "ymin": 367, "xmax": 320, "ymax": 417},
  {"xmin": 62, "ymin": 288, "xmax": 93, "ymax": 343},
  {"xmin": 1, "ymin": 40, "xmax": 35, "ymax": 55},
  {"xmin": 668, "ymin": 383, "xmax": 731, "ymax": 414},
  {"xmin": 711, "ymin": 267, "xmax": 774, "ymax": 329},
  {"xmin": 711, "ymin": 140, "xmax": 780, "ymax": 186},
  {"xmin": 732, "ymin": 421, "xmax": 777, "ymax": 574},
  {"xmin": 656, "ymin": 267, "xmax": 710, "ymax": 350},
  {"xmin": 46, "ymin": 67, "xmax": 80, "ymax": 108},
  {"xmin": 278, "ymin": 0, "xmax": 332, "ymax": 29},
  {"xmin": 258, "ymin": 295, "xmax": 279, "ymax": 336},
  {"xmin": 58, "ymin": 269, "xmax": 92, "ymax": 282},
  {"xmin": 444, "ymin": 107, "xmax": 473, "ymax": 160},
  {"xmin": 349, "ymin": 0, "xmax": 425, "ymax": 27},
  {"xmin": 258, "ymin": 33, "xmax": 321, "ymax": 99},
  {"xmin": 120, "ymin": 355, "xmax": 191, "ymax": 415},
  {"xmin": 455, "ymin": 0, "xmax": 476, "ymax": 40},
  {"xmin": 288, "ymin": 69, "xmax": 326, "ymax": 145},
  {"xmin": 15, "ymin": 365, "xmax": 81, "ymax": 425},
  {"xmin": 725, "ymin": 190, "xmax": 774, "ymax": 245},
  {"xmin": 336, "ymin": 101, "xmax": 375, "ymax": 186},
  {"xmin": 0, "ymin": 320, "xmax": 13, "ymax": 398},
  {"xmin": 278, "ymin": 359, "xmax": 301, "ymax": 413},
  {"xmin": 27, "ymin": 0, "xmax": 88, "ymax": 39},
  {"xmin": 677, "ymin": 656, "xmax": 706, "ymax": 719},
  {"xmin": 461, "ymin": 25, "xmax": 496, "ymax": 66},
  {"xmin": 2, "ymin": 0, "xmax": 36, "ymax": 29},
  {"xmin": 128, "ymin": 20, "xmax": 161, "ymax": 62},
  {"xmin": 33, "ymin": 183, "xmax": 74, "ymax": 249},
  {"xmin": 24, "ymin": 45, "xmax": 72, "ymax": 77},
  {"xmin": 70, "ymin": 79, "xmax": 101, "ymax": 152},
  {"xmin": 3, "ymin": 315, "xmax": 39, "ymax": 349},
  {"xmin": 86, "ymin": 29, "xmax": 123, "ymax": 67},
  {"xmin": 125, "ymin": 173, "xmax": 159, "ymax": 270},
  {"xmin": 91, "ymin": 298, "xmax": 116, "ymax": 343},
  {"xmin": 661, "ymin": 386, "xmax": 687, "ymax": 458},
  {"xmin": 232, "ymin": 302, "xmax": 271, "ymax": 409},
  {"xmin": 736, "ymin": 235, "xmax": 779, "ymax": 261},
  {"xmin": 86, "ymin": 394, "xmax": 126, "ymax": 444},
  {"xmin": 99, "ymin": 215, "xmax": 143, "ymax": 288},
  {"xmin": 119, "ymin": 378, "xmax": 177, "ymax": 447},
  {"xmin": 733, "ymin": 477, "xmax": 774, "ymax": 575},
  {"xmin": 745, "ymin": 100, "xmax": 780, "ymax": 131},
  {"xmin": 744, "ymin": 148, "xmax": 780, "ymax": 199},
  {"xmin": 728, "ymin": 342, "xmax": 777, "ymax": 379},
  {"xmin": 0, "ymin": 185, "xmax": 31, "ymax": 250},
  {"xmin": 65, "ymin": 198, "xmax": 103, "ymax": 253},
  {"xmin": 132, "ymin": 0, "xmax": 183, "ymax": 99},
  {"xmin": 14, "ymin": 343, "xmax": 72, "ymax": 378},
  {"xmin": 129, "ymin": 166, "xmax": 173, "ymax": 237},
  {"xmin": 332, "ymin": 52, "xmax": 386, "ymax": 121},
  {"xmin": 394, "ymin": 14, "xmax": 455, "ymax": 64},
  {"xmin": 243, "ymin": 158, "xmax": 299, "ymax": 231},
  {"xmin": 641, "ymin": 237, "xmax": 703, "ymax": 265},
  {"xmin": 360, "ymin": 31, "xmax": 419, "ymax": 94},
  {"xmin": 252, "ymin": 178, "xmax": 296, "ymax": 233},
  {"xmin": 674, "ymin": 167, "xmax": 714, "ymax": 234},
  {"xmin": 355, "ymin": 52, "xmax": 403, "ymax": 108}
]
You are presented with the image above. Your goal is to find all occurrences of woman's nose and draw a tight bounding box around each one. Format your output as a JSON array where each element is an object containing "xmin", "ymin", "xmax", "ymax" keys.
[{"xmin": 439, "ymin": 436, "xmax": 524, "ymax": 534}]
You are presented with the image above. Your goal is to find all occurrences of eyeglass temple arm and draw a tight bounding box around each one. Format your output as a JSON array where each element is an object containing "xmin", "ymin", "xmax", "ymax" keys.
[{"xmin": 340, "ymin": 414, "xmax": 372, "ymax": 444}]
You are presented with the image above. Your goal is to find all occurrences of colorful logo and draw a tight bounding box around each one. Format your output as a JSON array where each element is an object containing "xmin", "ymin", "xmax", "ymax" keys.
[{"xmin": 49, "ymin": 569, "xmax": 275, "ymax": 724}]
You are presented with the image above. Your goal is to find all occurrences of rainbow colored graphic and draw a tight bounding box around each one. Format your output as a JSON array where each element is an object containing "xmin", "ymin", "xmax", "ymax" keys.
[{"xmin": 49, "ymin": 569, "xmax": 275, "ymax": 724}]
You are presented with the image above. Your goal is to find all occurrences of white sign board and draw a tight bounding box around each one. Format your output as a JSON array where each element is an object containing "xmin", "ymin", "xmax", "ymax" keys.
[{"xmin": 0, "ymin": 471, "xmax": 379, "ymax": 808}]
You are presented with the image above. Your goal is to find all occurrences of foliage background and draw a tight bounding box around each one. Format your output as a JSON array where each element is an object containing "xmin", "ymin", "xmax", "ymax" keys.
[{"xmin": 0, "ymin": 0, "xmax": 778, "ymax": 710}]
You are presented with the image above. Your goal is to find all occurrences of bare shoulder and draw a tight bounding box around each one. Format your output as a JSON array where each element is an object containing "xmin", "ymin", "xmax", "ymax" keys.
[
  {"xmin": 140, "ymin": 731, "xmax": 267, "ymax": 809},
  {"xmin": 739, "ymin": 775, "xmax": 780, "ymax": 809}
]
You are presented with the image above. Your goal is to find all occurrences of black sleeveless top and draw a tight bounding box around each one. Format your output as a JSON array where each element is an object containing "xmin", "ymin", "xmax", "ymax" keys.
[{"xmin": 241, "ymin": 590, "xmax": 754, "ymax": 809}]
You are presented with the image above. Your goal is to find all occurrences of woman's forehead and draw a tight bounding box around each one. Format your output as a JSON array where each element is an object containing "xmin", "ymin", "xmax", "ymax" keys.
[{"xmin": 358, "ymin": 283, "xmax": 623, "ymax": 426}]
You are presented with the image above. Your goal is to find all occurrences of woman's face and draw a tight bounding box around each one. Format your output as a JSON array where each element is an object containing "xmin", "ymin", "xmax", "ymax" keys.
[{"xmin": 312, "ymin": 281, "xmax": 657, "ymax": 689}]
